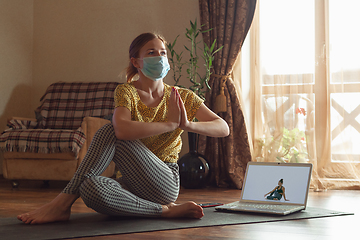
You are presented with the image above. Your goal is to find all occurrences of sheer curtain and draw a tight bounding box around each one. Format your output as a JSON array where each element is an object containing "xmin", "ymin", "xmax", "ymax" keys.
[{"xmin": 245, "ymin": 0, "xmax": 360, "ymax": 190}]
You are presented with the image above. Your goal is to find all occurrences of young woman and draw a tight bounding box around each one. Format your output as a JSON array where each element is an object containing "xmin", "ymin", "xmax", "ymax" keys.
[
  {"xmin": 264, "ymin": 179, "xmax": 289, "ymax": 201},
  {"xmin": 17, "ymin": 32, "xmax": 229, "ymax": 224}
]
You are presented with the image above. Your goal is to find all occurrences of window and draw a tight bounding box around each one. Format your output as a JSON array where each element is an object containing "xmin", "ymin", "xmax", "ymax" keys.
[
  {"xmin": 328, "ymin": 0, "xmax": 360, "ymax": 162},
  {"xmin": 251, "ymin": 0, "xmax": 360, "ymax": 182}
]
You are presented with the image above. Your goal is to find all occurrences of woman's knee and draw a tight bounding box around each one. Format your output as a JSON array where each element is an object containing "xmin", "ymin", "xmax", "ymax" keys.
[
  {"xmin": 79, "ymin": 176, "xmax": 111, "ymax": 210},
  {"xmin": 95, "ymin": 123, "xmax": 116, "ymax": 140}
]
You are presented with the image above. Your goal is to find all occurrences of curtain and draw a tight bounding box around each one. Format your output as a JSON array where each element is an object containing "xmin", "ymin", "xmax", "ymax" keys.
[
  {"xmin": 198, "ymin": 0, "xmax": 257, "ymax": 188},
  {"xmin": 248, "ymin": 0, "xmax": 360, "ymax": 190}
]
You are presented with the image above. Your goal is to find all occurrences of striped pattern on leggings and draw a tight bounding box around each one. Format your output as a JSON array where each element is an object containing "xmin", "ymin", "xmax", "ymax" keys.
[{"xmin": 62, "ymin": 123, "xmax": 180, "ymax": 217}]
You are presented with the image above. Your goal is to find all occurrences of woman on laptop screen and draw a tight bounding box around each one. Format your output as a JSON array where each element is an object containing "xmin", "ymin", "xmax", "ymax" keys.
[{"xmin": 264, "ymin": 179, "xmax": 289, "ymax": 201}]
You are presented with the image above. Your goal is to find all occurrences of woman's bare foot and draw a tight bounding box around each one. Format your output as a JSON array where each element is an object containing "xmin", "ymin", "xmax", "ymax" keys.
[
  {"xmin": 161, "ymin": 201, "xmax": 204, "ymax": 219},
  {"xmin": 17, "ymin": 193, "xmax": 79, "ymax": 224}
]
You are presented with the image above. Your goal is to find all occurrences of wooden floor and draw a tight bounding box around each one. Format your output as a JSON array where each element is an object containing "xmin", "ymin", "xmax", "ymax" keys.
[{"xmin": 0, "ymin": 177, "xmax": 359, "ymax": 240}]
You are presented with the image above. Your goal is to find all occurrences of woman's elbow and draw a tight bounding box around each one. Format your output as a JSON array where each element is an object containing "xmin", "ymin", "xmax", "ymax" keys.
[
  {"xmin": 113, "ymin": 119, "xmax": 134, "ymax": 140},
  {"xmin": 219, "ymin": 119, "xmax": 230, "ymax": 137},
  {"xmin": 114, "ymin": 129, "xmax": 125, "ymax": 140},
  {"xmin": 222, "ymin": 124, "xmax": 230, "ymax": 137},
  {"xmin": 114, "ymin": 128, "xmax": 132, "ymax": 141}
]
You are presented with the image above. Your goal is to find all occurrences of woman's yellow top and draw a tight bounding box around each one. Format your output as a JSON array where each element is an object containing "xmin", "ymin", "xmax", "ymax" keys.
[{"xmin": 114, "ymin": 82, "xmax": 203, "ymax": 163}]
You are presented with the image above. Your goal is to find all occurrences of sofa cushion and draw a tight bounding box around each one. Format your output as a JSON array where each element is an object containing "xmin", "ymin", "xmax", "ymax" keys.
[
  {"xmin": 35, "ymin": 82, "xmax": 119, "ymax": 130},
  {"xmin": 0, "ymin": 127, "xmax": 85, "ymax": 156}
]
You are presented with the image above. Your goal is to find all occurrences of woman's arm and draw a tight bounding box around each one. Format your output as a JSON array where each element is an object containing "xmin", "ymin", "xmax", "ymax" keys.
[
  {"xmin": 112, "ymin": 107, "xmax": 178, "ymax": 140},
  {"xmin": 176, "ymin": 89, "xmax": 230, "ymax": 138},
  {"xmin": 113, "ymin": 87, "xmax": 181, "ymax": 140},
  {"xmin": 264, "ymin": 187, "xmax": 277, "ymax": 197},
  {"xmin": 192, "ymin": 104, "xmax": 230, "ymax": 137},
  {"xmin": 282, "ymin": 187, "xmax": 289, "ymax": 201}
]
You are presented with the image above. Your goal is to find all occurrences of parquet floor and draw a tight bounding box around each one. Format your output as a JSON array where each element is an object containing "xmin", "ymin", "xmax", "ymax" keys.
[{"xmin": 0, "ymin": 177, "xmax": 359, "ymax": 240}]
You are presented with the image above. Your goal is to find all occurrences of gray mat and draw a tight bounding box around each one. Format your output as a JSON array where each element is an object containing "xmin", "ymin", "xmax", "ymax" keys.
[{"xmin": 0, "ymin": 207, "xmax": 353, "ymax": 240}]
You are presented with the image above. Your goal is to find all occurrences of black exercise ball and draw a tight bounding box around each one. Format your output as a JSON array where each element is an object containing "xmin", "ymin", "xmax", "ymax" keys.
[{"xmin": 178, "ymin": 152, "xmax": 210, "ymax": 189}]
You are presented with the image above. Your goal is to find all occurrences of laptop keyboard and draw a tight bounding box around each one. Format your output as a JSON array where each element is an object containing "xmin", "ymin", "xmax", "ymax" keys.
[
  {"xmin": 238, "ymin": 203, "xmax": 299, "ymax": 211},
  {"xmin": 220, "ymin": 202, "xmax": 304, "ymax": 213}
]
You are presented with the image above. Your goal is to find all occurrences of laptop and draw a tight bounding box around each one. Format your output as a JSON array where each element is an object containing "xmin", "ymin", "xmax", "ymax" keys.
[{"xmin": 215, "ymin": 162, "xmax": 313, "ymax": 215}]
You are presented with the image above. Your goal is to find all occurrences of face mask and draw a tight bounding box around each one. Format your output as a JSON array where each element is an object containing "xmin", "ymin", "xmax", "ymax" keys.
[{"xmin": 139, "ymin": 56, "xmax": 170, "ymax": 81}]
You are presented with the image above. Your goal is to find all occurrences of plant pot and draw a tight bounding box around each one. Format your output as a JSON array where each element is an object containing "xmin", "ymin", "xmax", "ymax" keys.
[{"xmin": 177, "ymin": 132, "xmax": 210, "ymax": 189}]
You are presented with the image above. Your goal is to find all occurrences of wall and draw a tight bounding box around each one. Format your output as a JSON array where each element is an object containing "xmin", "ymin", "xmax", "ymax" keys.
[
  {"xmin": 32, "ymin": 0, "xmax": 200, "ymax": 109},
  {"xmin": 0, "ymin": 0, "xmax": 34, "ymax": 174},
  {"xmin": 0, "ymin": 0, "xmax": 200, "ymax": 174}
]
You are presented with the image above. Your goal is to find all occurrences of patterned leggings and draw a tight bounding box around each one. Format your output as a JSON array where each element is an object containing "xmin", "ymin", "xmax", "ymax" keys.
[{"xmin": 62, "ymin": 123, "xmax": 180, "ymax": 217}]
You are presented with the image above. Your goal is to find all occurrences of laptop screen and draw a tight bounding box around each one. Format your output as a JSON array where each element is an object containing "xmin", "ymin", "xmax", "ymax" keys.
[{"xmin": 241, "ymin": 163, "xmax": 312, "ymax": 205}]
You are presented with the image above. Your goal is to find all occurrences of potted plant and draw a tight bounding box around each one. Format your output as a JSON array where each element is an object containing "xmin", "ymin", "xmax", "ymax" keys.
[
  {"xmin": 166, "ymin": 19, "xmax": 223, "ymax": 100},
  {"xmin": 166, "ymin": 19, "xmax": 223, "ymax": 188}
]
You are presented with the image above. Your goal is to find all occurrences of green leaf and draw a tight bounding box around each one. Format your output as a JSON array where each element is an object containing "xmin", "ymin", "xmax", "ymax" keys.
[
  {"xmin": 190, "ymin": 20, "xmax": 195, "ymax": 29},
  {"xmin": 201, "ymin": 28, "xmax": 212, "ymax": 33},
  {"xmin": 210, "ymin": 39, "xmax": 216, "ymax": 52},
  {"xmin": 172, "ymin": 35, "xmax": 179, "ymax": 47}
]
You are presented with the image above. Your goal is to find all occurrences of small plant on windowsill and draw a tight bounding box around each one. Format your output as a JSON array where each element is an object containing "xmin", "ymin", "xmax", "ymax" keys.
[{"xmin": 255, "ymin": 108, "xmax": 309, "ymax": 163}]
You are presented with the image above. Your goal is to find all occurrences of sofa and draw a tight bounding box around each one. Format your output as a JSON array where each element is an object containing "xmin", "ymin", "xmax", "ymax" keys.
[{"xmin": 0, "ymin": 82, "xmax": 119, "ymax": 187}]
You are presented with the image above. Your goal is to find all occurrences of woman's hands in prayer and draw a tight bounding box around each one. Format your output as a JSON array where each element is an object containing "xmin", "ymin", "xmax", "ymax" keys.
[{"xmin": 168, "ymin": 87, "xmax": 190, "ymax": 131}]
